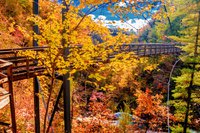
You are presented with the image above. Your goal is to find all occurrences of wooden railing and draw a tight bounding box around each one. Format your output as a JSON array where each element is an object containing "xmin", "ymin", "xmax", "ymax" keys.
[
  {"xmin": 0, "ymin": 44, "xmax": 181, "ymax": 81},
  {"xmin": 0, "ymin": 59, "xmax": 12, "ymax": 84},
  {"xmin": 120, "ymin": 43, "xmax": 181, "ymax": 56},
  {"xmin": 0, "ymin": 59, "xmax": 12, "ymax": 109},
  {"xmin": 0, "ymin": 47, "xmax": 47, "ymax": 81}
]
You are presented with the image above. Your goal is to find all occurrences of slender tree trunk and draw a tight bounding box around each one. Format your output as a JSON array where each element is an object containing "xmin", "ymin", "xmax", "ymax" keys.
[
  {"xmin": 43, "ymin": 69, "xmax": 55, "ymax": 133},
  {"xmin": 183, "ymin": 72, "xmax": 193, "ymax": 133}
]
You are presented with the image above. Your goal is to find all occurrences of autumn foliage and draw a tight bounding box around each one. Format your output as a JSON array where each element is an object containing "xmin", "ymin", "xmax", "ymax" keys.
[{"xmin": 0, "ymin": 0, "xmax": 199, "ymax": 132}]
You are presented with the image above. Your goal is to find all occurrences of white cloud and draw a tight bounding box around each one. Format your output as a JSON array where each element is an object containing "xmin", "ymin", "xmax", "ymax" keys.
[
  {"xmin": 103, "ymin": 19, "xmax": 149, "ymax": 32},
  {"xmin": 97, "ymin": 15, "xmax": 107, "ymax": 21},
  {"xmin": 117, "ymin": 2, "xmax": 127, "ymax": 7},
  {"xmin": 115, "ymin": 0, "xmax": 135, "ymax": 7},
  {"xmin": 92, "ymin": 15, "xmax": 150, "ymax": 33},
  {"xmin": 105, "ymin": 19, "xmax": 135, "ymax": 30},
  {"xmin": 133, "ymin": 19, "xmax": 150, "ymax": 29},
  {"xmin": 88, "ymin": 14, "xmax": 96, "ymax": 20},
  {"xmin": 152, "ymin": 9, "xmax": 158, "ymax": 13}
]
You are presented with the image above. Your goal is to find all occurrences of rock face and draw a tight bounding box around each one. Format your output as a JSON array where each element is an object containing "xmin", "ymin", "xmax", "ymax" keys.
[{"xmin": 0, "ymin": 87, "xmax": 9, "ymax": 109}]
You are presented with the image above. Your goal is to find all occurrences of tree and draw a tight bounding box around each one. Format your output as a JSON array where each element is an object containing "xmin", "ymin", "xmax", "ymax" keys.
[
  {"xmin": 137, "ymin": 0, "xmax": 200, "ymax": 131},
  {"xmin": 24, "ymin": 0, "xmax": 158, "ymax": 132},
  {"xmin": 134, "ymin": 88, "xmax": 172, "ymax": 131},
  {"xmin": 162, "ymin": 0, "xmax": 200, "ymax": 132}
]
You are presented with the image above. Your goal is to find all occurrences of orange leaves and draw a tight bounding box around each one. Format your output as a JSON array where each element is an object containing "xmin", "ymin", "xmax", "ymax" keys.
[
  {"xmin": 134, "ymin": 88, "xmax": 169, "ymax": 129},
  {"xmin": 135, "ymin": 89, "xmax": 154, "ymax": 114},
  {"xmin": 79, "ymin": 0, "xmax": 106, "ymax": 8},
  {"xmin": 135, "ymin": 88, "xmax": 164, "ymax": 114}
]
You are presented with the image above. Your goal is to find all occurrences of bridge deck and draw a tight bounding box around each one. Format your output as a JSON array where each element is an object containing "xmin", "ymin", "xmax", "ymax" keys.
[{"xmin": 0, "ymin": 43, "xmax": 181, "ymax": 81}]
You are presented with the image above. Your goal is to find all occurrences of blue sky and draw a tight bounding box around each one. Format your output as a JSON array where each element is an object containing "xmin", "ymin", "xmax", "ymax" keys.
[
  {"xmin": 88, "ymin": 1, "xmax": 160, "ymax": 32},
  {"xmin": 59, "ymin": 0, "xmax": 161, "ymax": 32}
]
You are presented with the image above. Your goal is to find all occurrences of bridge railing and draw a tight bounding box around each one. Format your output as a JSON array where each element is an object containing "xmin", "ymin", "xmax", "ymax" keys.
[
  {"xmin": 0, "ymin": 47, "xmax": 47, "ymax": 81},
  {"xmin": 0, "ymin": 59, "xmax": 12, "ymax": 110},
  {"xmin": 0, "ymin": 44, "xmax": 182, "ymax": 78},
  {"xmin": 0, "ymin": 59, "xmax": 12, "ymax": 84},
  {"xmin": 119, "ymin": 43, "xmax": 181, "ymax": 56}
]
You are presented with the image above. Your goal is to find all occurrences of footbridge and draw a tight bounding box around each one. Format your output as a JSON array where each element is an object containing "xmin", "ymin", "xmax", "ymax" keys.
[{"xmin": 0, "ymin": 43, "xmax": 181, "ymax": 132}]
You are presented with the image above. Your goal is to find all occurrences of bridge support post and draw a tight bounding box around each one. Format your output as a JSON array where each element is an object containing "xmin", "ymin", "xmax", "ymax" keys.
[
  {"xmin": 8, "ymin": 67, "xmax": 17, "ymax": 133},
  {"xmin": 34, "ymin": 77, "xmax": 40, "ymax": 133},
  {"xmin": 144, "ymin": 44, "xmax": 146, "ymax": 56},
  {"xmin": 62, "ymin": 0, "xmax": 71, "ymax": 132},
  {"xmin": 63, "ymin": 74, "xmax": 71, "ymax": 133},
  {"xmin": 33, "ymin": 0, "xmax": 40, "ymax": 132}
]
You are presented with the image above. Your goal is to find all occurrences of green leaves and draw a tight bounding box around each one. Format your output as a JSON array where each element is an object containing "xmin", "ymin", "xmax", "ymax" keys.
[{"xmin": 163, "ymin": 0, "xmax": 200, "ymax": 130}]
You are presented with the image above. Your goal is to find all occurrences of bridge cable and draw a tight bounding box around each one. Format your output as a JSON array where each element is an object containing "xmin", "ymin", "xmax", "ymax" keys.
[{"xmin": 167, "ymin": 58, "xmax": 180, "ymax": 133}]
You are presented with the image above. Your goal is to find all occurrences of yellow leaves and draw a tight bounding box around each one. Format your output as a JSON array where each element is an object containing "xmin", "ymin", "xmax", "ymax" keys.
[
  {"xmin": 144, "ymin": 5, "xmax": 152, "ymax": 11},
  {"xmin": 24, "ymin": 0, "xmax": 152, "ymax": 93},
  {"xmin": 101, "ymin": 85, "xmax": 116, "ymax": 91},
  {"xmin": 18, "ymin": 50, "xmax": 37, "ymax": 59},
  {"xmin": 170, "ymin": 6, "xmax": 176, "ymax": 13},
  {"xmin": 144, "ymin": 64, "xmax": 157, "ymax": 71},
  {"xmin": 8, "ymin": 22, "xmax": 15, "ymax": 33},
  {"xmin": 79, "ymin": 0, "xmax": 107, "ymax": 8},
  {"xmin": 69, "ymin": 49, "xmax": 93, "ymax": 71},
  {"xmin": 89, "ymin": 73, "xmax": 106, "ymax": 82},
  {"xmin": 152, "ymin": 12, "xmax": 162, "ymax": 20}
]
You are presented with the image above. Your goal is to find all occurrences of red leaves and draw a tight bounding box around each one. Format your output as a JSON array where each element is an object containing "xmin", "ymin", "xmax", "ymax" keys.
[
  {"xmin": 88, "ymin": 91, "xmax": 112, "ymax": 117},
  {"xmin": 10, "ymin": 27, "xmax": 24, "ymax": 45},
  {"xmin": 89, "ymin": 91, "xmax": 104, "ymax": 102}
]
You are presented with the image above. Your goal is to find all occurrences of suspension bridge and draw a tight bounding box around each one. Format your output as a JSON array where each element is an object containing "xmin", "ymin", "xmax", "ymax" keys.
[{"xmin": 0, "ymin": 43, "xmax": 181, "ymax": 132}]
